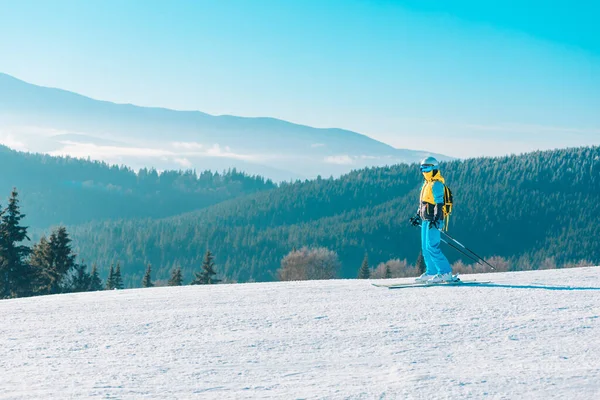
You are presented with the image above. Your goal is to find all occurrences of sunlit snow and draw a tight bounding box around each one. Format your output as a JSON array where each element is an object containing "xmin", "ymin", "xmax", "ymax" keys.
[{"xmin": 1, "ymin": 268, "xmax": 599, "ymax": 399}]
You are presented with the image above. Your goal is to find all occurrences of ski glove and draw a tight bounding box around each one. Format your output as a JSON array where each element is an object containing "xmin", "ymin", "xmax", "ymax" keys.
[{"xmin": 410, "ymin": 214, "xmax": 422, "ymax": 227}]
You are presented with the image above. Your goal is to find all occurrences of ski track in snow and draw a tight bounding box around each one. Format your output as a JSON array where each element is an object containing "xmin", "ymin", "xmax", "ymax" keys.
[{"xmin": 1, "ymin": 268, "xmax": 600, "ymax": 399}]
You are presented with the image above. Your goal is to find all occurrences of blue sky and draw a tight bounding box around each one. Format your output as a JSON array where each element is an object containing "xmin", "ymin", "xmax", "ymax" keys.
[{"xmin": 1, "ymin": 0, "xmax": 599, "ymax": 157}]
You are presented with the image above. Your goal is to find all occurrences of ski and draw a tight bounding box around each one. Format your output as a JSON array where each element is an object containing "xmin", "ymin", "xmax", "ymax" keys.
[{"xmin": 372, "ymin": 280, "xmax": 491, "ymax": 289}]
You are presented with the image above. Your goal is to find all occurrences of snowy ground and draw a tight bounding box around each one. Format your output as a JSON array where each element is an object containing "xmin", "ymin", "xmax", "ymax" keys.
[{"xmin": 1, "ymin": 268, "xmax": 600, "ymax": 399}]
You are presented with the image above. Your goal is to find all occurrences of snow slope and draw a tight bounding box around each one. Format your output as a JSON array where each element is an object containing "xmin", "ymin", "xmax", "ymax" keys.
[{"xmin": 1, "ymin": 268, "xmax": 599, "ymax": 399}]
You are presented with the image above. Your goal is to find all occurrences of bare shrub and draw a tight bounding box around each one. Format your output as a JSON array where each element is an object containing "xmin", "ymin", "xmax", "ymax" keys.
[
  {"xmin": 451, "ymin": 259, "xmax": 474, "ymax": 275},
  {"xmin": 278, "ymin": 247, "xmax": 340, "ymax": 281},
  {"xmin": 562, "ymin": 260, "xmax": 595, "ymax": 269},
  {"xmin": 539, "ymin": 257, "xmax": 557, "ymax": 270},
  {"xmin": 373, "ymin": 259, "xmax": 416, "ymax": 279},
  {"xmin": 483, "ymin": 256, "xmax": 510, "ymax": 272}
]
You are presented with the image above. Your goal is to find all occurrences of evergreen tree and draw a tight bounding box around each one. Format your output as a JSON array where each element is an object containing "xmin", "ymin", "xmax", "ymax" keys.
[
  {"xmin": 358, "ymin": 253, "xmax": 370, "ymax": 279},
  {"xmin": 106, "ymin": 264, "xmax": 115, "ymax": 290},
  {"xmin": 29, "ymin": 236, "xmax": 54, "ymax": 295},
  {"xmin": 35, "ymin": 227, "xmax": 76, "ymax": 294},
  {"xmin": 89, "ymin": 263, "xmax": 103, "ymax": 291},
  {"xmin": 142, "ymin": 264, "xmax": 154, "ymax": 288},
  {"xmin": 384, "ymin": 263, "xmax": 392, "ymax": 279},
  {"xmin": 113, "ymin": 262, "xmax": 124, "ymax": 289},
  {"xmin": 416, "ymin": 251, "xmax": 426, "ymax": 275},
  {"xmin": 70, "ymin": 262, "xmax": 92, "ymax": 292},
  {"xmin": 191, "ymin": 250, "xmax": 221, "ymax": 285},
  {"xmin": 0, "ymin": 189, "xmax": 33, "ymax": 298},
  {"xmin": 168, "ymin": 267, "xmax": 183, "ymax": 286}
]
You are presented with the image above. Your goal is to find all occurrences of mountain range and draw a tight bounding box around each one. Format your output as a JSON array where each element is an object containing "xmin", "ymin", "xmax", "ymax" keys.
[
  {"xmin": 0, "ymin": 73, "xmax": 450, "ymax": 181},
  {"xmin": 0, "ymin": 137, "xmax": 598, "ymax": 286}
]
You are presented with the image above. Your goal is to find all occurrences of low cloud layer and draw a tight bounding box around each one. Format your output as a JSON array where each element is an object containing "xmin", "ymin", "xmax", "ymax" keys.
[
  {"xmin": 324, "ymin": 155, "xmax": 354, "ymax": 165},
  {"xmin": 0, "ymin": 134, "xmax": 27, "ymax": 151}
]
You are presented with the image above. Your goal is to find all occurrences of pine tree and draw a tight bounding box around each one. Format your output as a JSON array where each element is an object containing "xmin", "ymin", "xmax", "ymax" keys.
[
  {"xmin": 106, "ymin": 264, "xmax": 115, "ymax": 290},
  {"xmin": 113, "ymin": 262, "xmax": 124, "ymax": 289},
  {"xmin": 416, "ymin": 251, "xmax": 426, "ymax": 275},
  {"xmin": 142, "ymin": 264, "xmax": 154, "ymax": 288},
  {"xmin": 89, "ymin": 263, "xmax": 103, "ymax": 291},
  {"xmin": 358, "ymin": 253, "xmax": 370, "ymax": 279},
  {"xmin": 29, "ymin": 236, "xmax": 54, "ymax": 295},
  {"xmin": 70, "ymin": 262, "xmax": 92, "ymax": 292},
  {"xmin": 384, "ymin": 263, "xmax": 392, "ymax": 279},
  {"xmin": 168, "ymin": 267, "xmax": 183, "ymax": 286},
  {"xmin": 0, "ymin": 189, "xmax": 33, "ymax": 298},
  {"xmin": 47, "ymin": 227, "xmax": 77, "ymax": 293},
  {"xmin": 191, "ymin": 250, "xmax": 221, "ymax": 285}
]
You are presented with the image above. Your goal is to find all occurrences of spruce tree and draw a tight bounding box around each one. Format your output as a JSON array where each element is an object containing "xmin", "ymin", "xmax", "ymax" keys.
[
  {"xmin": 416, "ymin": 251, "xmax": 426, "ymax": 275},
  {"xmin": 113, "ymin": 262, "xmax": 124, "ymax": 289},
  {"xmin": 0, "ymin": 189, "xmax": 33, "ymax": 298},
  {"xmin": 168, "ymin": 267, "xmax": 183, "ymax": 286},
  {"xmin": 70, "ymin": 262, "xmax": 92, "ymax": 292},
  {"xmin": 191, "ymin": 250, "xmax": 221, "ymax": 284},
  {"xmin": 142, "ymin": 264, "xmax": 154, "ymax": 288},
  {"xmin": 106, "ymin": 264, "xmax": 115, "ymax": 290},
  {"xmin": 48, "ymin": 227, "xmax": 77, "ymax": 293},
  {"xmin": 89, "ymin": 263, "xmax": 103, "ymax": 291},
  {"xmin": 29, "ymin": 236, "xmax": 54, "ymax": 295},
  {"xmin": 358, "ymin": 253, "xmax": 370, "ymax": 279}
]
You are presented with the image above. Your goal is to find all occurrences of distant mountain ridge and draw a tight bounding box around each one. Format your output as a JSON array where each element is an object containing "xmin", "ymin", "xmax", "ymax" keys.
[
  {"xmin": 0, "ymin": 73, "xmax": 450, "ymax": 180},
  {"xmin": 0, "ymin": 145, "xmax": 276, "ymax": 228}
]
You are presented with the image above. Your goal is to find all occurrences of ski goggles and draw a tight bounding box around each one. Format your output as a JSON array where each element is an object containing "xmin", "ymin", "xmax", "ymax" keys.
[{"xmin": 420, "ymin": 164, "xmax": 435, "ymax": 172}]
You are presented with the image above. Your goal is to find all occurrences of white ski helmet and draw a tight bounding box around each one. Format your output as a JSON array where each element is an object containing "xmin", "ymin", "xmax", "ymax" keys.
[{"xmin": 420, "ymin": 156, "xmax": 439, "ymax": 169}]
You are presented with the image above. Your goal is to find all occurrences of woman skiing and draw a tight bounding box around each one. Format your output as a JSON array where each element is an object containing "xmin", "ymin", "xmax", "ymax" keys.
[{"xmin": 413, "ymin": 156, "xmax": 456, "ymax": 283}]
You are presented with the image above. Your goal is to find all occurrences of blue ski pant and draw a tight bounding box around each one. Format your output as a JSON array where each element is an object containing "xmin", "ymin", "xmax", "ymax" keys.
[{"xmin": 421, "ymin": 220, "xmax": 452, "ymax": 275}]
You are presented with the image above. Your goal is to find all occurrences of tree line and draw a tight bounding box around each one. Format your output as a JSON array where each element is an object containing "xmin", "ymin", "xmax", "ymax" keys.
[{"xmin": 0, "ymin": 188, "xmax": 221, "ymax": 299}]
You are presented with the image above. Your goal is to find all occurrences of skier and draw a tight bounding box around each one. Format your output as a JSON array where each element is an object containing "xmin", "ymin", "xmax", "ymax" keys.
[{"xmin": 412, "ymin": 156, "xmax": 456, "ymax": 283}]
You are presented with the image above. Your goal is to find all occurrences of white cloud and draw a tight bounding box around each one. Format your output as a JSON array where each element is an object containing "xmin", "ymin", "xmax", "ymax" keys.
[
  {"xmin": 170, "ymin": 142, "xmax": 260, "ymax": 161},
  {"xmin": 174, "ymin": 158, "xmax": 193, "ymax": 168},
  {"xmin": 49, "ymin": 140, "xmax": 264, "ymax": 166},
  {"xmin": 49, "ymin": 141, "xmax": 173, "ymax": 160},
  {"xmin": 359, "ymin": 155, "xmax": 383, "ymax": 160},
  {"xmin": 324, "ymin": 155, "xmax": 354, "ymax": 165},
  {"xmin": 0, "ymin": 134, "xmax": 28, "ymax": 151},
  {"xmin": 203, "ymin": 144, "xmax": 259, "ymax": 161}
]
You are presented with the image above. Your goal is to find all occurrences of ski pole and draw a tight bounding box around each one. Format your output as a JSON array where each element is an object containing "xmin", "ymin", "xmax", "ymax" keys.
[
  {"xmin": 412, "ymin": 220, "xmax": 488, "ymax": 267},
  {"xmin": 440, "ymin": 238, "xmax": 486, "ymax": 266},
  {"xmin": 410, "ymin": 217, "xmax": 496, "ymax": 271},
  {"xmin": 439, "ymin": 230, "xmax": 496, "ymax": 270}
]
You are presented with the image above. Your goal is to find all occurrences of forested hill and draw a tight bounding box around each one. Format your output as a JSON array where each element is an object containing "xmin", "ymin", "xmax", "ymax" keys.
[
  {"xmin": 69, "ymin": 146, "xmax": 600, "ymax": 285},
  {"xmin": 0, "ymin": 145, "xmax": 275, "ymax": 227}
]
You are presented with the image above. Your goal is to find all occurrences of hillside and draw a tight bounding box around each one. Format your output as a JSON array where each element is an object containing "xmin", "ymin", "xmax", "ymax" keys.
[
  {"xmin": 0, "ymin": 72, "xmax": 449, "ymax": 180},
  {"xmin": 1, "ymin": 268, "xmax": 599, "ymax": 399},
  {"xmin": 68, "ymin": 146, "xmax": 600, "ymax": 284},
  {"xmin": 0, "ymin": 145, "xmax": 275, "ymax": 228}
]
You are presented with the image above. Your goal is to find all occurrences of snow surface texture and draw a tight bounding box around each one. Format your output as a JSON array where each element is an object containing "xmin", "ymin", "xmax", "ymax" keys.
[{"xmin": 1, "ymin": 268, "xmax": 600, "ymax": 399}]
